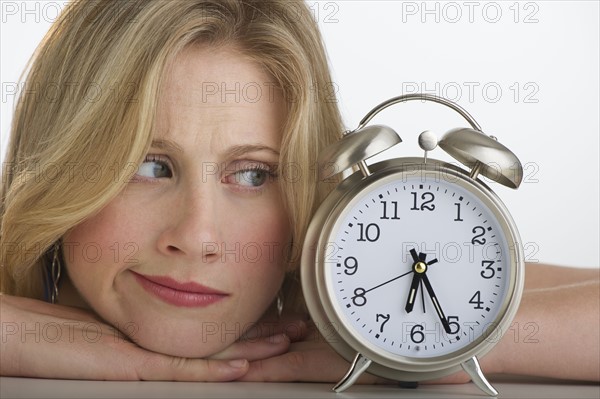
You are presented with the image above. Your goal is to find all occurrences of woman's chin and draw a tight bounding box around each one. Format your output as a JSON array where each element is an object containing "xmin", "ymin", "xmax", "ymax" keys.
[
  {"xmin": 135, "ymin": 334, "xmax": 233, "ymax": 358},
  {"xmin": 126, "ymin": 323, "xmax": 237, "ymax": 358}
]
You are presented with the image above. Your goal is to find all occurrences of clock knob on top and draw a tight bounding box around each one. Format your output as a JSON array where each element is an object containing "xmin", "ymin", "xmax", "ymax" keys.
[
  {"xmin": 438, "ymin": 127, "xmax": 523, "ymax": 189},
  {"xmin": 417, "ymin": 130, "xmax": 439, "ymax": 163},
  {"xmin": 318, "ymin": 124, "xmax": 401, "ymax": 180}
]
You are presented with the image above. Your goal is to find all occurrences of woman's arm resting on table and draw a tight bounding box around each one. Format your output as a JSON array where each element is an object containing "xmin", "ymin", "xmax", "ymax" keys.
[
  {"xmin": 241, "ymin": 263, "xmax": 600, "ymax": 383},
  {"xmin": 0, "ymin": 294, "xmax": 304, "ymax": 380},
  {"xmin": 478, "ymin": 263, "xmax": 600, "ymax": 382}
]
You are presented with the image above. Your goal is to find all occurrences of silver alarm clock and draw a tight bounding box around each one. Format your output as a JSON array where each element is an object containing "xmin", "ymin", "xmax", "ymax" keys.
[{"xmin": 301, "ymin": 94, "xmax": 524, "ymax": 396}]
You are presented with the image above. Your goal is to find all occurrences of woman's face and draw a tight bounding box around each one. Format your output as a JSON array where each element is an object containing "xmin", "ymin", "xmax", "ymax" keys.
[{"xmin": 63, "ymin": 45, "xmax": 291, "ymax": 357}]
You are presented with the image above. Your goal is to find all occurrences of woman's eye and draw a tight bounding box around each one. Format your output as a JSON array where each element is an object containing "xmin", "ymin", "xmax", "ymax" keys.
[
  {"xmin": 223, "ymin": 164, "xmax": 276, "ymax": 189},
  {"xmin": 233, "ymin": 169, "xmax": 270, "ymax": 187},
  {"xmin": 135, "ymin": 156, "xmax": 173, "ymax": 179}
]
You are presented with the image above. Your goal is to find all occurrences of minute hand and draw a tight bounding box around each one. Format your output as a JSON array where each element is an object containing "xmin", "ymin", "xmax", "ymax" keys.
[{"xmin": 421, "ymin": 273, "xmax": 452, "ymax": 334}]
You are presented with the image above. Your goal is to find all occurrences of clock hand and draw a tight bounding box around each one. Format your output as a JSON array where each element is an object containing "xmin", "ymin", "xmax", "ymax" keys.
[
  {"xmin": 405, "ymin": 249, "xmax": 438, "ymax": 313},
  {"xmin": 364, "ymin": 270, "xmax": 413, "ymax": 294},
  {"xmin": 409, "ymin": 248, "xmax": 420, "ymax": 262},
  {"xmin": 405, "ymin": 249, "xmax": 422, "ymax": 313},
  {"xmin": 420, "ymin": 259, "xmax": 437, "ymax": 313},
  {"xmin": 350, "ymin": 249, "xmax": 426, "ymax": 305},
  {"xmin": 420, "ymin": 279, "xmax": 426, "ymax": 313},
  {"xmin": 421, "ymin": 272, "xmax": 452, "ymax": 334},
  {"xmin": 404, "ymin": 272, "xmax": 422, "ymax": 313}
]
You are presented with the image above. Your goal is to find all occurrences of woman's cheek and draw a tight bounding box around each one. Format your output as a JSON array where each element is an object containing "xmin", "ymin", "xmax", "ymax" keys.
[{"xmin": 62, "ymin": 199, "xmax": 149, "ymax": 305}]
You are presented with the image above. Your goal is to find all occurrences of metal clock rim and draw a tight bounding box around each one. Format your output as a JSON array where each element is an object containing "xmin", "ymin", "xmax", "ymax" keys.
[{"xmin": 301, "ymin": 158, "xmax": 525, "ymax": 380}]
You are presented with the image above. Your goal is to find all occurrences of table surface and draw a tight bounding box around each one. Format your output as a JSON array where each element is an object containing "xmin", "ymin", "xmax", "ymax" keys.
[{"xmin": 1, "ymin": 377, "xmax": 599, "ymax": 399}]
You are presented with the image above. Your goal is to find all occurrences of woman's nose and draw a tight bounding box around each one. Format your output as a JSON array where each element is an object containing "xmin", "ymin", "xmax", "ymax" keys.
[{"xmin": 155, "ymin": 187, "xmax": 222, "ymax": 263}]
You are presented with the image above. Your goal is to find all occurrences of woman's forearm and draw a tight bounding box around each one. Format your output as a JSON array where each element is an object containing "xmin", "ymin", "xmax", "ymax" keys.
[{"xmin": 483, "ymin": 263, "xmax": 599, "ymax": 381}]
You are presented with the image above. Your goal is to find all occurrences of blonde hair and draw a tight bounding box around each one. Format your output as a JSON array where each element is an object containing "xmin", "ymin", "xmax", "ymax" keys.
[{"xmin": 0, "ymin": 0, "xmax": 343, "ymax": 304}]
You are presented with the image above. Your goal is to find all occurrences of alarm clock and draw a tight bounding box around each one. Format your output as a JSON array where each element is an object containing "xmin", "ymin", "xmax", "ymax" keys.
[{"xmin": 301, "ymin": 93, "xmax": 524, "ymax": 396}]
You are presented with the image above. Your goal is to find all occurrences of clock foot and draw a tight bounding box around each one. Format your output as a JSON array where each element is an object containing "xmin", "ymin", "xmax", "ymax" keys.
[
  {"xmin": 398, "ymin": 381, "xmax": 419, "ymax": 389},
  {"xmin": 333, "ymin": 352, "xmax": 372, "ymax": 393},
  {"xmin": 462, "ymin": 356, "xmax": 498, "ymax": 397}
]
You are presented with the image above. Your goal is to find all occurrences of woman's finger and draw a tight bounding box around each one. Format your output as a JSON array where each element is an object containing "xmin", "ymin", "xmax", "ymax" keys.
[
  {"xmin": 134, "ymin": 351, "xmax": 249, "ymax": 381},
  {"xmin": 209, "ymin": 333, "xmax": 291, "ymax": 362}
]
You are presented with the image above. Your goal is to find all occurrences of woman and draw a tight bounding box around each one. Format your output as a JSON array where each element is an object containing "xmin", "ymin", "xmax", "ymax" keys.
[
  {"xmin": 1, "ymin": 0, "xmax": 598, "ymax": 383},
  {"xmin": 1, "ymin": 0, "xmax": 340, "ymax": 379}
]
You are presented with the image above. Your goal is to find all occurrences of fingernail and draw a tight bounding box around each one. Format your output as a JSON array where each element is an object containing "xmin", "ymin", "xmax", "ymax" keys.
[
  {"xmin": 266, "ymin": 333, "xmax": 288, "ymax": 344},
  {"xmin": 228, "ymin": 359, "xmax": 248, "ymax": 368}
]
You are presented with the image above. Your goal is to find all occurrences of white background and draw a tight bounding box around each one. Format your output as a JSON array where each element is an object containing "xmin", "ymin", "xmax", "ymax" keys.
[{"xmin": 1, "ymin": 0, "xmax": 598, "ymax": 268}]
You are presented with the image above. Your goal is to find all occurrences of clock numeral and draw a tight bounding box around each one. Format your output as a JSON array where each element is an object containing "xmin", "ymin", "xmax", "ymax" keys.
[
  {"xmin": 471, "ymin": 225, "xmax": 487, "ymax": 245},
  {"xmin": 376, "ymin": 313, "xmax": 390, "ymax": 333},
  {"xmin": 469, "ymin": 290, "xmax": 484, "ymax": 309},
  {"xmin": 343, "ymin": 256, "xmax": 358, "ymax": 276},
  {"xmin": 447, "ymin": 316, "xmax": 461, "ymax": 334},
  {"xmin": 454, "ymin": 203, "xmax": 463, "ymax": 221},
  {"xmin": 410, "ymin": 324, "xmax": 425, "ymax": 343},
  {"xmin": 351, "ymin": 287, "xmax": 367, "ymax": 307},
  {"xmin": 411, "ymin": 192, "xmax": 435, "ymax": 211},
  {"xmin": 480, "ymin": 260, "xmax": 496, "ymax": 279},
  {"xmin": 357, "ymin": 223, "xmax": 380, "ymax": 242},
  {"xmin": 380, "ymin": 201, "xmax": 400, "ymax": 220}
]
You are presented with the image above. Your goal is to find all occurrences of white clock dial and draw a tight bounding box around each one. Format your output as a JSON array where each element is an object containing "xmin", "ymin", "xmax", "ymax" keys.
[{"xmin": 325, "ymin": 173, "xmax": 513, "ymax": 359}]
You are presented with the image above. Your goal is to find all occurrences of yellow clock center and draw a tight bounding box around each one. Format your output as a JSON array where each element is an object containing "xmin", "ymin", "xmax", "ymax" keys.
[{"xmin": 414, "ymin": 261, "xmax": 427, "ymax": 274}]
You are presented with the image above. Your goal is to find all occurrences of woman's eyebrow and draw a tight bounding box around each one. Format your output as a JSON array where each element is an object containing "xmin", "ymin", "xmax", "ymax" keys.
[
  {"xmin": 223, "ymin": 144, "xmax": 280, "ymax": 159},
  {"xmin": 150, "ymin": 139, "xmax": 184, "ymax": 153},
  {"xmin": 150, "ymin": 139, "xmax": 279, "ymax": 158}
]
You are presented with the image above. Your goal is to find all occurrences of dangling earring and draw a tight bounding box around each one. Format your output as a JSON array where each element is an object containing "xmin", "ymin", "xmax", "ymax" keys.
[
  {"xmin": 50, "ymin": 243, "xmax": 62, "ymax": 304},
  {"xmin": 276, "ymin": 290, "xmax": 284, "ymax": 318}
]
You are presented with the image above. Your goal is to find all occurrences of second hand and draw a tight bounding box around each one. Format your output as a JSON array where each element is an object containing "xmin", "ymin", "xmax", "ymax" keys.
[{"xmin": 363, "ymin": 270, "xmax": 413, "ymax": 295}]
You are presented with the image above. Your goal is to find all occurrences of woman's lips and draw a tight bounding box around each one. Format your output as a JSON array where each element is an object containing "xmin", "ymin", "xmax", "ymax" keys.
[{"xmin": 131, "ymin": 271, "xmax": 228, "ymax": 308}]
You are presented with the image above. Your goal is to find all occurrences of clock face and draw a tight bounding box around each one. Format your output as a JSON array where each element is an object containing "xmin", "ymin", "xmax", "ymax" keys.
[{"xmin": 323, "ymin": 170, "xmax": 516, "ymax": 361}]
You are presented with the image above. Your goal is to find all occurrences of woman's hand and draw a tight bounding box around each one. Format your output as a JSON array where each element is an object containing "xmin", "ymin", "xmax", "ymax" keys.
[
  {"xmin": 239, "ymin": 321, "xmax": 384, "ymax": 384},
  {"xmin": 0, "ymin": 294, "xmax": 302, "ymax": 381}
]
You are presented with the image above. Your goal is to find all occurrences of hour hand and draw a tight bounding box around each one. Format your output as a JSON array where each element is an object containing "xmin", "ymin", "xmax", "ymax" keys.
[
  {"xmin": 405, "ymin": 248, "xmax": 425, "ymax": 313},
  {"xmin": 404, "ymin": 272, "xmax": 422, "ymax": 313}
]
